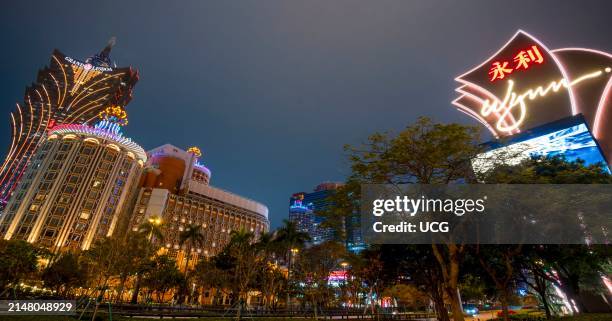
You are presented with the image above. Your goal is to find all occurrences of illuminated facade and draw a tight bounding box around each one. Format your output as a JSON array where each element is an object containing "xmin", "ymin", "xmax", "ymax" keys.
[
  {"xmin": 130, "ymin": 144, "xmax": 268, "ymax": 269},
  {"xmin": 0, "ymin": 40, "xmax": 139, "ymax": 208},
  {"xmin": 0, "ymin": 120, "xmax": 146, "ymax": 251},
  {"xmin": 454, "ymin": 30, "xmax": 612, "ymax": 169},
  {"xmin": 288, "ymin": 182, "xmax": 344, "ymax": 245}
]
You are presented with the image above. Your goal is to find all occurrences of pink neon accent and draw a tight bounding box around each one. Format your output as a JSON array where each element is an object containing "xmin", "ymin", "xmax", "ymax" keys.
[
  {"xmin": 455, "ymin": 30, "xmax": 578, "ymax": 118},
  {"xmin": 454, "ymin": 85, "xmax": 519, "ymax": 135},
  {"xmin": 552, "ymin": 47, "xmax": 612, "ymax": 137},
  {"xmin": 452, "ymin": 97, "xmax": 499, "ymax": 138}
]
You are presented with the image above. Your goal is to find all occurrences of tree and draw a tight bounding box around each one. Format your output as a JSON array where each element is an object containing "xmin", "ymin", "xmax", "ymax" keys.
[
  {"xmin": 41, "ymin": 252, "xmax": 87, "ymax": 297},
  {"xmin": 516, "ymin": 245, "xmax": 556, "ymax": 319},
  {"xmin": 484, "ymin": 155, "xmax": 612, "ymax": 314},
  {"xmin": 378, "ymin": 245, "xmax": 450, "ymax": 321},
  {"xmin": 275, "ymin": 219, "xmax": 311, "ymax": 309},
  {"xmin": 382, "ymin": 284, "xmax": 429, "ymax": 311},
  {"xmin": 179, "ymin": 224, "xmax": 205, "ymax": 274},
  {"xmin": 130, "ymin": 217, "xmax": 164, "ymax": 304},
  {"xmin": 294, "ymin": 241, "xmax": 347, "ymax": 320},
  {"xmin": 194, "ymin": 257, "xmax": 232, "ymax": 305},
  {"xmin": 344, "ymin": 117, "xmax": 483, "ymax": 321},
  {"xmin": 275, "ymin": 220, "xmax": 311, "ymax": 260},
  {"xmin": 0, "ymin": 240, "xmax": 41, "ymax": 296},
  {"xmin": 83, "ymin": 237, "xmax": 125, "ymax": 320},
  {"xmin": 254, "ymin": 232, "xmax": 284, "ymax": 310},
  {"xmin": 112, "ymin": 232, "xmax": 154, "ymax": 303},
  {"xmin": 143, "ymin": 255, "xmax": 184, "ymax": 303},
  {"xmin": 475, "ymin": 245, "xmax": 522, "ymax": 321}
]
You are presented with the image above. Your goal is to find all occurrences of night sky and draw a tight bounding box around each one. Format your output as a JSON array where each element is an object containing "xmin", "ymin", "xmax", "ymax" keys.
[{"xmin": 1, "ymin": 1, "xmax": 611, "ymax": 228}]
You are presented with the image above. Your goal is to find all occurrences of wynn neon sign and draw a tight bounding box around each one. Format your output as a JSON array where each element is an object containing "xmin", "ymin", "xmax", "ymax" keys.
[
  {"xmin": 453, "ymin": 30, "xmax": 612, "ymax": 138},
  {"xmin": 489, "ymin": 45, "xmax": 545, "ymax": 82},
  {"xmin": 482, "ymin": 68, "xmax": 610, "ymax": 133}
]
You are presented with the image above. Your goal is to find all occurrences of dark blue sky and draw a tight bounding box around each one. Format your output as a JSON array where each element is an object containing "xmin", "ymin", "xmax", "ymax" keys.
[{"xmin": 1, "ymin": 1, "xmax": 611, "ymax": 228}]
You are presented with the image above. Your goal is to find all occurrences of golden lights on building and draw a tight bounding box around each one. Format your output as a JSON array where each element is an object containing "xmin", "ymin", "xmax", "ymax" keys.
[
  {"xmin": 0, "ymin": 46, "xmax": 138, "ymax": 206},
  {"xmin": 0, "ymin": 122, "xmax": 146, "ymax": 251},
  {"xmin": 131, "ymin": 144, "xmax": 269, "ymax": 269}
]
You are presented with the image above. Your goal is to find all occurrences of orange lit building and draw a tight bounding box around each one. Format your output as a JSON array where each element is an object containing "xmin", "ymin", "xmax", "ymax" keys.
[{"xmin": 130, "ymin": 144, "xmax": 269, "ymax": 270}]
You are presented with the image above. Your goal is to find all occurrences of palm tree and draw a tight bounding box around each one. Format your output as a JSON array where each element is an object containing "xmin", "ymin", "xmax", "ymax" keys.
[
  {"xmin": 130, "ymin": 216, "xmax": 164, "ymax": 304},
  {"xmin": 179, "ymin": 224, "xmax": 205, "ymax": 274},
  {"xmin": 275, "ymin": 219, "xmax": 310, "ymax": 260},
  {"xmin": 226, "ymin": 229, "xmax": 257, "ymax": 320},
  {"xmin": 274, "ymin": 220, "xmax": 310, "ymax": 310},
  {"xmin": 138, "ymin": 216, "xmax": 164, "ymax": 243}
]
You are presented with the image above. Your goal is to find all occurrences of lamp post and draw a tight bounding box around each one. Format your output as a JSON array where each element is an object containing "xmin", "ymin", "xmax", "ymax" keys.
[
  {"xmin": 288, "ymin": 248, "xmax": 299, "ymax": 313},
  {"xmin": 147, "ymin": 216, "xmax": 162, "ymax": 241},
  {"xmin": 340, "ymin": 262, "xmax": 349, "ymax": 308}
]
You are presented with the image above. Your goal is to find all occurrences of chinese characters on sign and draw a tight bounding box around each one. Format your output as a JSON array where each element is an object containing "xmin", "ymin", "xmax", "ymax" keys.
[{"xmin": 489, "ymin": 45, "xmax": 544, "ymax": 82}]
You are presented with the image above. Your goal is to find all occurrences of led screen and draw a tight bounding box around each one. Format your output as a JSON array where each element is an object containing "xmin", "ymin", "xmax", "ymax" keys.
[{"xmin": 472, "ymin": 116, "xmax": 610, "ymax": 174}]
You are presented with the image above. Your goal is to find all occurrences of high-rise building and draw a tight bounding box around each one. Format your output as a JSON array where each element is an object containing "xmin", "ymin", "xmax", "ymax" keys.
[
  {"xmin": 288, "ymin": 182, "xmax": 343, "ymax": 245},
  {"xmin": 0, "ymin": 107, "xmax": 146, "ymax": 251},
  {"xmin": 289, "ymin": 182, "xmax": 365, "ymax": 252},
  {"xmin": 0, "ymin": 40, "xmax": 139, "ymax": 209},
  {"xmin": 130, "ymin": 144, "xmax": 269, "ymax": 269}
]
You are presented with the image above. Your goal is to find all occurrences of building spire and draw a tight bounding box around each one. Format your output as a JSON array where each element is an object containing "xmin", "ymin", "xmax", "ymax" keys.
[{"xmin": 86, "ymin": 36, "xmax": 116, "ymax": 68}]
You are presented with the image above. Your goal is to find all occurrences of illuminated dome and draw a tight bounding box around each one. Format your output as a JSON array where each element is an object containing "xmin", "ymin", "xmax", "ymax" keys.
[
  {"xmin": 48, "ymin": 122, "xmax": 146, "ymax": 163},
  {"xmin": 187, "ymin": 146, "xmax": 202, "ymax": 158},
  {"xmin": 98, "ymin": 105, "xmax": 128, "ymax": 126}
]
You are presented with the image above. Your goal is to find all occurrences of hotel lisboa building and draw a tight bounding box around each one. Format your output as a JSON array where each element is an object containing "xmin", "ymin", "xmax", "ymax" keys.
[
  {"xmin": 0, "ymin": 40, "xmax": 139, "ymax": 210},
  {"xmin": 0, "ymin": 107, "xmax": 146, "ymax": 251},
  {"xmin": 0, "ymin": 41, "xmax": 268, "ymax": 265}
]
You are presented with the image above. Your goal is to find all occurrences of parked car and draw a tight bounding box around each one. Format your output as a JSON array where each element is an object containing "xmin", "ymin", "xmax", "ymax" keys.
[{"xmin": 463, "ymin": 304, "xmax": 479, "ymax": 316}]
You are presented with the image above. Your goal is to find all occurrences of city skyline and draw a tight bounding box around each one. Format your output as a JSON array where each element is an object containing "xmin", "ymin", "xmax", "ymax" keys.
[{"xmin": 2, "ymin": 1, "xmax": 612, "ymax": 228}]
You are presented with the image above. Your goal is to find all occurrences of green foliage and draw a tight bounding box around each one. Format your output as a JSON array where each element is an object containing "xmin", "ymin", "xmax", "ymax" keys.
[
  {"xmin": 0, "ymin": 239, "xmax": 42, "ymax": 292},
  {"xmin": 482, "ymin": 155, "xmax": 612, "ymax": 184},
  {"xmin": 142, "ymin": 254, "xmax": 184, "ymax": 303},
  {"xmin": 41, "ymin": 252, "xmax": 87, "ymax": 297}
]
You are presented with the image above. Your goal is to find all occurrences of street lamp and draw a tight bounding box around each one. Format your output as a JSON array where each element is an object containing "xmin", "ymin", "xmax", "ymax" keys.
[
  {"xmin": 340, "ymin": 262, "xmax": 349, "ymax": 308},
  {"xmin": 147, "ymin": 216, "xmax": 162, "ymax": 241},
  {"xmin": 288, "ymin": 248, "xmax": 299, "ymax": 313}
]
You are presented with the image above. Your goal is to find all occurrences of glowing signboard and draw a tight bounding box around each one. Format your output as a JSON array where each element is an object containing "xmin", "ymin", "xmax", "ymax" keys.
[
  {"xmin": 490, "ymin": 45, "xmax": 545, "ymax": 81},
  {"xmin": 454, "ymin": 30, "xmax": 612, "ymax": 164},
  {"xmin": 472, "ymin": 115, "xmax": 610, "ymax": 175}
]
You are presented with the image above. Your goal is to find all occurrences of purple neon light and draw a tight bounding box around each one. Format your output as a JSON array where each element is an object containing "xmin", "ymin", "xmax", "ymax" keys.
[{"xmin": 49, "ymin": 123, "xmax": 146, "ymax": 161}]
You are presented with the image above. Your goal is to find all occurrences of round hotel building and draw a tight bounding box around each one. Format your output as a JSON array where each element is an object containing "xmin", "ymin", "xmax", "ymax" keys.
[{"xmin": 0, "ymin": 121, "xmax": 146, "ymax": 251}]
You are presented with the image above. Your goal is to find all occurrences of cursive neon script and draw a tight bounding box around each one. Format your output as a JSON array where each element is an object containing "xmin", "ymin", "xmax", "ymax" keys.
[{"xmin": 481, "ymin": 68, "xmax": 610, "ymax": 133}]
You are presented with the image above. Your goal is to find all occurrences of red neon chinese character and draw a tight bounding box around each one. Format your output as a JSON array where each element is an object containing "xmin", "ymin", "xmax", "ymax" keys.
[
  {"xmin": 489, "ymin": 61, "xmax": 513, "ymax": 81},
  {"xmin": 514, "ymin": 45, "xmax": 544, "ymax": 70}
]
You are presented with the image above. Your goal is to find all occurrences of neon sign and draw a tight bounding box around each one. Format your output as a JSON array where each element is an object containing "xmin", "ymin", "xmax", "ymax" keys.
[
  {"xmin": 453, "ymin": 30, "xmax": 612, "ymax": 164},
  {"xmin": 482, "ymin": 69, "xmax": 609, "ymax": 133},
  {"xmin": 64, "ymin": 56, "xmax": 113, "ymax": 72},
  {"xmin": 489, "ymin": 45, "xmax": 545, "ymax": 82}
]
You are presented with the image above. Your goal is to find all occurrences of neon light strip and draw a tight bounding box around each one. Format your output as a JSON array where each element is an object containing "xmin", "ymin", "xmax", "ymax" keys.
[
  {"xmin": 452, "ymin": 97, "xmax": 499, "ymax": 137},
  {"xmin": 49, "ymin": 124, "xmax": 147, "ymax": 161},
  {"xmin": 593, "ymin": 76, "xmax": 612, "ymax": 138},
  {"xmin": 552, "ymin": 48, "xmax": 612, "ymax": 138},
  {"xmin": 456, "ymin": 85, "xmax": 520, "ymax": 135},
  {"xmin": 481, "ymin": 69, "xmax": 606, "ymax": 133},
  {"xmin": 454, "ymin": 30, "xmax": 578, "ymax": 132},
  {"xmin": 0, "ymin": 113, "xmax": 18, "ymax": 178},
  {"xmin": 52, "ymin": 55, "xmax": 67, "ymax": 108}
]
